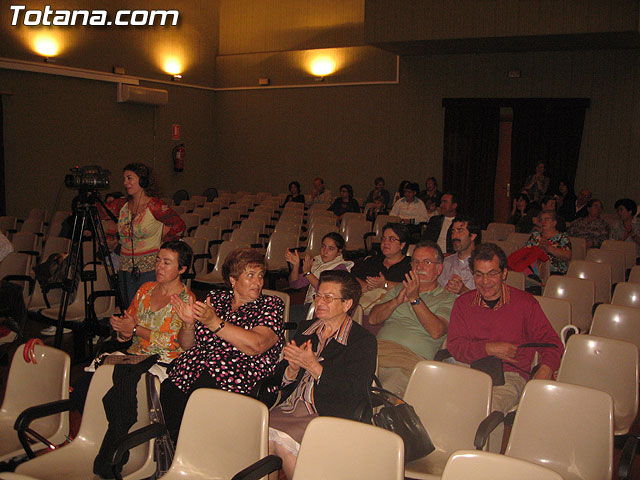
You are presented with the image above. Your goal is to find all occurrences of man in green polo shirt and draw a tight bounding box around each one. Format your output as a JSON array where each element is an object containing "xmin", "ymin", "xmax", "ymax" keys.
[{"xmin": 369, "ymin": 240, "xmax": 456, "ymax": 395}]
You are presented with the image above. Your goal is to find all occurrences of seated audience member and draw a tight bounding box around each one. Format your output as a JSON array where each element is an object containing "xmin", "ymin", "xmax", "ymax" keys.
[
  {"xmin": 365, "ymin": 192, "xmax": 389, "ymax": 223},
  {"xmin": 327, "ymin": 184, "xmax": 360, "ymax": 220},
  {"xmin": 71, "ymin": 240, "xmax": 194, "ymax": 412},
  {"xmin": 389, "ymin": 182, "xmax": 429, "ymax": 225},
  {"xmin": 369, "ymin": 241, "xmax": 456, "ymax": 395},
  {"xmin": 438, "ymin": 217, "xmax": 480, "ymax": 294},
  {"xmin": 422, "ymin": 192, "xmax": 458, "ymax": 254},
  {"xmin": 308, "ymin": 177, "xmax": 332, "ymax": 206},
  {"xmin": 351, "ymin": 223, "xmax": 412, "ymax": 294},
  {"xmin": 531, "ymin": 195, "xmax": 565, "ymax": 232},
  {"xmin": 555, "ymin": 178, "xmax": 577, "ymax": 220},
  {"xmin": 392, "ymin": 180, "xmax": 410, "ymax": 206},
  {"xmin": 364, "ymin": 176, "xmax": 391, "ymax": 209},
  {"xmin": 284, "ymin": 232, "xmax": 353, "ymax": 324},
  {"xmin": 508, "ymin": 193, "xmax": 535, "ymax": 234},
  {"xmin": 268, "ymin": 270, "xmax": 376, "ymax": 480},
  {"xmin": 526, "ymin": 211, "xmax": 572, "ymax": 275},
  {"xmin": 447, "ymin": 243, "xmax": 562, "ymax": 452},
  {"xmin": 418, "ymin": 176, "xmax": 443, "ymax": 206},
  {"xmin": 161, "ymin": 248, "xmax": 284, "ymax": 443},
  {"xmin": 567, "ymin": 199, "xmax": 611, "ymax": 248},
  {"xmin": 612, "ymin": 198, "xmax": 640, "ymax": 257},
  {"xmin": 283, "ymin": 181, "xmax": 305, "ymax": 205},
  {"xmin": 564, "ymin": 188, "xmax": 592, "ymax": 222},
  {"xmin": 522, "ymin": 162, "xmax": 550, "ymax": 203},
  {"xmin": 424, "ymin": 198, "xmax": 439, "ymax": 223}
]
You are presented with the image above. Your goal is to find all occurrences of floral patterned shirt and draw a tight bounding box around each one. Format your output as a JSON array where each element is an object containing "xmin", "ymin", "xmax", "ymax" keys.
[
  {"xmin": 126, "ymin": 281, "xmax": 191, "ymax": 363},
  {"xmin": 568, "ymin": 217, "xmax": 611, "ymax": 249},
  {"xmin": 525, "ymin": 231, "xmax": 572, "ymax": 274},
  {"xmin": 168, "ymin": 289, "xmax": 285, "ymax": 395}
]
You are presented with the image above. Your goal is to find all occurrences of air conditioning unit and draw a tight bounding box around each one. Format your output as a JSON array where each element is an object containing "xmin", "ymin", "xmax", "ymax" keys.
[{"xmin": 117, "ymin": 84, "xmax": 168, "ymax": 106}]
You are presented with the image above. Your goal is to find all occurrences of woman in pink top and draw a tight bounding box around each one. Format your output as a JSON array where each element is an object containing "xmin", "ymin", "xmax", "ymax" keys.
[{"xmin": 104, "ymin": 163, "xmax": 185, "ymax": 307}]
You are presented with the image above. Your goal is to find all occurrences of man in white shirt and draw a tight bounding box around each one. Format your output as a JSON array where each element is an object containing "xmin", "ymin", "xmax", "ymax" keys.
[
  {"xmin": 438, "ymin": 217, "xmax": 479, "ymax": 295},
  {"xmin": 422, "ymin": 193, "xmax": 458, "ymax": 254},
  {"xmin": 389, "ymin": 182, "xmax": 428, "ymax": 224},
  {"xmin": 308, "ymin": 177, "xmax": 332, "ymax": 206}
]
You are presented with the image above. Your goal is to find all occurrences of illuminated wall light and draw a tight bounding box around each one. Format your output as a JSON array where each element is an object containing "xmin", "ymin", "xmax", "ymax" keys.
[
  {"xmin": 310, "ymin": 56, "xmax": 336, "ymax": 77},
  {"xmin": 163, "ymin": 57, "xmax": 182, "ymax": 75},
  {"xmin": 33, "ymin": 33, "xmax": 59, "ymax": 57}
]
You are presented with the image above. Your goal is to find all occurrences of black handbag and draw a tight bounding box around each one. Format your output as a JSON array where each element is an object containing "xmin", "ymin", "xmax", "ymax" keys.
[{"xmin": 364, "ymin": 378, "xmax": 435, "ymax": 463}]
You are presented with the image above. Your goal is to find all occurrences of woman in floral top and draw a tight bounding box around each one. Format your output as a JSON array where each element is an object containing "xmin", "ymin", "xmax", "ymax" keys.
[
  {"xmin": 525, "ymin": 211, "xmax": 572, "ymax": 274},
  {"xmin": 161, "ymin": 248, "xmax": 284, "ymax": 443}
]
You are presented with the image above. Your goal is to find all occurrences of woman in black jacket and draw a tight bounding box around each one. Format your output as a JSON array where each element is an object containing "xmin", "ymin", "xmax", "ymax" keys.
[{"xmin": 268, "ymin": 270, "xmax": 377, "ymax": 479}]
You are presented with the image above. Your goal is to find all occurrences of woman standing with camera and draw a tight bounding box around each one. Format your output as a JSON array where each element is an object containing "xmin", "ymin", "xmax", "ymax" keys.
[{"xmin": 103, "ymin": 163, "xmax": 185, "ymax": 307}]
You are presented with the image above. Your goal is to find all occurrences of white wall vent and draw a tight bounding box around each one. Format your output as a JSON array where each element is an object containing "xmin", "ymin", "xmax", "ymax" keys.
[{"xmin": 117, "ymin": 84, "xmax": 168, "ymax": 106}]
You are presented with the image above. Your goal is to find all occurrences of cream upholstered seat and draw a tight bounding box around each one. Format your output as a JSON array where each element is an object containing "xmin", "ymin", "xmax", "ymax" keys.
[
  {"xmin": 569, "ymin": 236, "xmax": 587, "ymax": 261},
  {"xmin": 340, "ymin": 217, "xmax": 371, "ymax": 253},
  {"xmin": 533, "ymin": 295, "xmax": 572, "ymax": 339},
  {"xmin": 612, "ymin": 281, "xmax": 640, "ymax": 309},
  {"xmin": 486, "ymin": 222, "xmax": 515, "ymax": 241},
  {"xmin": 441, "ymin": 450, "xmax": 563, "ymax": 480},
  {"xmin": 567, "ymin": 259, "xmax": 612, "ymax": 304},
  {"xmin": 161, "ymin": 389, "xmax": 269, "ymax": 480},
  {"xmin": 304, "ymin": 223, "xmax": 339, "ymax": 258},
  {"xmin": 543, "ymin": 275, "xmax": 595, "ymax": 332},
  {"xmin": 590, "ymin": 303, "xmax": 640, "ymax": 350},
  {"xmin": 0, "ymin": 344, "xmax": 70, "ymax": 462},
  {"xmin": 601, "ymin": 239, "xmax": 637, "ymax": 273},
  {"xmin": 557, "ymin": 334, "xmax": 638, "ymax": 436},
  {"xmin": 16, "ymin": 365, "xmax": 158, "ymax": 480},
  {"xmin": 403, "ymin": 361, "xmax": 493, "ymax": 480},
  {"xmin": 292, "ymin": 417, "xmax": 404, "ymax": 480},
  {"xmin": 505, "ymin": 232, "xmax": 531, "ymax": 248},
  {"xmin": 194, "ymin": 239, "xmax": 249, "ymax": 286},
  {"xmin": 586, "ymin": 248, "xmax": 626, "ymax": 285},
  {"xmin": 265, "ymin": 230, "xmax": 298, "ymax": 272},
  {"xmin": 505, "ymin": 270, "xmax": 525, "ymax": 290},
  {"xmin": 504, "ymin": 380, "xmax": 614, "ymax": 480}
]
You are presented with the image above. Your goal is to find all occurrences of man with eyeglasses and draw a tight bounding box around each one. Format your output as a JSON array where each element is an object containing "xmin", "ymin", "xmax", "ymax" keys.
[
  {"xmin": 438, "ymin": 217, "xmax": 480, "ymax": 295},
  {"xmin": 369, "ymin": 241, "xmax": 456, "ymax": 395},
  {"xmin": 447, "ymin": 243, "xmax": 562, "ymax": 452}
]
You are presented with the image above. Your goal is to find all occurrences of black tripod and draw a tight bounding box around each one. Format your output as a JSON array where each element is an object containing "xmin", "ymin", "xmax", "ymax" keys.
[{"xmin": 52, "ymin": 190, "xmax": 124, "ymax": 358}]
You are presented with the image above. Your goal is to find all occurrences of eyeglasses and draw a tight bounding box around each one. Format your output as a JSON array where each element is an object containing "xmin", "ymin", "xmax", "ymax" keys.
[
  {"xmin": 381, "ymin": 236, "xmax": 400, "ymax": 243},
  {"xmin": 313, "ymin": 293, "xmax": 346, "ymax": 303},
  {"xmin": 411, "ymin": 258, "xmax": 440, "ymax": 266},
  {"xmin": 473, "ymin": 270, "xmax": 503, "ymax": 280}
]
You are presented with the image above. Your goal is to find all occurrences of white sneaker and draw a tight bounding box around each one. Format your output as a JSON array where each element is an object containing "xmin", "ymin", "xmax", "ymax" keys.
[{"xmin": 41, "ymin": 325, "xmax": 72, "ymax": 336}]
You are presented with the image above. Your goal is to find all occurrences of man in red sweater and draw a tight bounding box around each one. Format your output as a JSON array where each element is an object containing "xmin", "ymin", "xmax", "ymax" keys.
[{"xmin": 447, "ymin": 242, "xmax": 562, "ymax": 452}]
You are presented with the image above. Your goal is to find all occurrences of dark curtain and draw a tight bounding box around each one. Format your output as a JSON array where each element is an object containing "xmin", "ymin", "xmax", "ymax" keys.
[
  {"xmin": 0, "ymin": 97, "xmax": 4, "ymax": 216},
  {"xmin": 442, "ymin": 101, "xmax": 500, "ymax": 229},
  {"xmin": 510, "ymin": 99, "xmax": 589, "ymax": 199}
]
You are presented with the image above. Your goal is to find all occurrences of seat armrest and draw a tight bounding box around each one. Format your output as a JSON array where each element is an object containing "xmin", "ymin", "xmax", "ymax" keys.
[
  {"xmin": 618, "ymin": 435, "xmax": 637, "ymax": 480},
  {"xmin": 3, "ymin": 274, "xmax": 35, "ymax": 295},
  {"xmin": 193, "ymin": 253, "xmax": 212, "ymax": 261},
  {"xmin": 15, "ymin": 399, "xmax": 73, "ymax": 458},
  {"xmin": 474, "ymin": 410, "xmax": 505, "ymax": 450},
  {"xmin": 111, "ymin": 423, "xmax": 167, "ymax": 480},
  {"xmin": 231, "ymin": 455, "xmax": 283, "ymax": 480}
]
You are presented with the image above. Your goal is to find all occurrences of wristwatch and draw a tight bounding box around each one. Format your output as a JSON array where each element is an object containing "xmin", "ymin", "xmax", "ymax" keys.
[
  {"xmin": 211, "ymin": 321, "xmax": 226, "ymax": 335},
  {"xmin": 132, "ymin": 325, "xmax": 138, "ymax": 337},
  {"xmin": 410, "ymin": 297, "xmax": 421, "ymax": 306},
  {"xmin": 303, "ymin": 271, "xmax": 312, "ymax": 277}
]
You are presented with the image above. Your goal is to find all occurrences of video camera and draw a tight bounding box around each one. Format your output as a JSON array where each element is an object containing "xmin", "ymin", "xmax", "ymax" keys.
[{"xmin": 64, "ymin": 165, "xmax": 111, "ymax": 190}]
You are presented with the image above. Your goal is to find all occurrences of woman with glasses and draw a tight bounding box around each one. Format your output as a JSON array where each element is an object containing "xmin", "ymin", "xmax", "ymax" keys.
[
  {"xmin": 525, "ymin": 210, "xmax": 572, "ymax": 275},
  {"xmin": 284, "ymin": 232, "xmax": 353, "ymax": 324},
  {"xmin": 160, "ymin": 248, "xmax": 284, "ymax": 443},
  {"xmin": 268, "ymin": 270, "xmax": 376, "ymax": 480}
]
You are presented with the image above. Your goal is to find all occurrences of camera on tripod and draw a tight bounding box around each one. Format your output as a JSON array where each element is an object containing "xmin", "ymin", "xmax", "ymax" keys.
[{"xmin": 65, "ymin": 165, "xmax": 111, "ymax": 191}]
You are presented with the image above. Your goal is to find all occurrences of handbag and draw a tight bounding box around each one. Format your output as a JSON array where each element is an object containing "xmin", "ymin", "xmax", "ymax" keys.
[{"xmin": 362, "ymin": 376, "xmax": 435, "ymax": 462}]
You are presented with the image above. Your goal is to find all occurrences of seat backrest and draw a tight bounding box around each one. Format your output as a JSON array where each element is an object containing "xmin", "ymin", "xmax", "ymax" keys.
[
  {"xmin": 505, "ymin": 232, "xmax": 531, "ymax": 247},
  {"xmin": 586, "ymin": 248, "xmax": 626, "ymax": 284},
  {"xmin": 601, "ymin": 239, "xmax": 636, "ymax": 272},
  {"xmin": 27, "ymin": 208, "xmax": 48, "ymax": 222},
  {"xmin": 543, "ymin": 276, "xmax": 595, "ymax": 331},
  {"xmin": 505, "ymin": 270, "xmax": 525, "ymax": 290},
  {"xmin": 404, "ymin": 361, "xmax": 493, "ymax": 453},
  {"xmin": 231, "ymin": 227, "xmax": 259, "ymax": 246},
  {"xmin": 265, "ymin": 230, "xmax": 299, "ymax": 271},
  {"xmin": 557, "ymin": 334, "xmax": 638, "ymax": 435},
  {"xmin": 442, "ymin": 450, "xmax": 564, "ymax": 480},
  {"xmin": 293, "ymin": 417, "xmax": 404, "ymax": 480},
  {"xmin": 566, "ymin": 260, "xmax": 612, "ymax": 304},
  {"xmin": 591, "ymin": 303, "xmax": 640, "ymax": 350},
  {"xmin": 505, "ymin": 380, "xmax": 614, "ymax": 480},
  {"xmin": 190, "ymin": 195, "xmax": 207, "ymax": 207},
  {"xmin": 0, "ymin": 252, "xmax": 32, "ymax": 302},
  {"xmin": 533, "ymin": 295, "xmax": 572, "ymax": 337},
  {"xmin": 612, "ymin": 281, "xmax": 640, "ymax": 308},
  {"xmin": 20, "ymin": 218, "xmax": 44, "ymax": 235},
  {"xmin": 262, "ymin": 288, "xmax": 290, "ymax": 325},
  {"xmin": 11, "ymin": 232, "xmax": 39, "ymax": 254},
  {"xmin": 169, "ymin": 389, "xmax": 268, "ymax": 478},
  {"xmin": 0, "ymin": 215, "xmax": 18, "ymax": 234},
  {"xmin": 487, "ymin": 223, "xmax": 515, "ymax": 241},
  {"xmin": 569, "ymin": 236, "xmax": 587, "ymax": 261},
  {"xmin": 41, "ymin": 237, "xmax": 71, "ymax": 260},
  {"xmin": 629, "ymin": 265, "xmax": 640, "ymax": 284},
  {"xmin": 1, "ymin": 344, "xmax": 70, "ymax": 446},
  {"xmin": 341, "ymin": 218, "xmax": 371, "ymax": 251},
  {"xmin": 493, "ymin": 240, "xmax": 518, "ymax": 257},
  {"xmin": 181, "ymin": 236, "xmax": 207, "ymax": 275}
]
